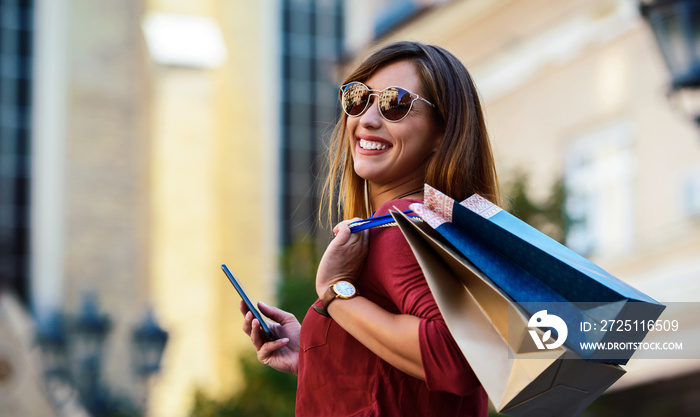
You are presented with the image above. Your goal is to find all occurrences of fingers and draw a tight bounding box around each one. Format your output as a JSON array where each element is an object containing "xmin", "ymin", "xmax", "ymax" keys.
[
  {"xmin": 332, "ymin": 217, "xmax": 361, "ymax": 236},
  {"xmin": 239, "ymin": 299, "xmax": 250, "ymax": 316},
  {"xmin": 242, "ymin": 310, "xmax": 254, "ymax": 336},
  {"xmin": 258, "ymin": 338, "xmax": 290, "ymax": 361},
  {"xmin": 243, "ymin": 301, "xmax": 295, "ymax": 339},
  {"xmin": 250, "ymin": 319, "xmax": 265, "ymax": 350},
  {"xmin": 332, "ymin": 223, "xmax": 351, "ymax": 244},
  {"xmin": 251, "ymin": 318, "xmax": 288, "ymax": 354},
  {"xmin": 258, "ymin": 301, "xmax": 293, "ymax": 324},
  {"xmin": 332, "ymin": 219, "xmax": 350, "ymax": 236},
  {"xmin": 331, "ymin": 218, "xmax": 364, "ymax": 246}
]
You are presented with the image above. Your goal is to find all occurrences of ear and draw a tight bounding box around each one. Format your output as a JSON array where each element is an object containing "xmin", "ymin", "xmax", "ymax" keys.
[{"xmin": 431, "ymin": 128, "xmax": 445, "ymax": 153}]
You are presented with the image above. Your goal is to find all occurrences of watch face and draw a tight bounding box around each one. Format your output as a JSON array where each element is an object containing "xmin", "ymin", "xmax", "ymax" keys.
[{"xmin": 334, "ymin": 281, "xmax": 356, "ymax": 297}]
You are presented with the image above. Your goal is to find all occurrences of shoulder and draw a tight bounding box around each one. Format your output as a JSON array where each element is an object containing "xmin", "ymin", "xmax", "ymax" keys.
[{"xmin": 370, "ymin": 197, "xmax": 423, "ymax": 248}]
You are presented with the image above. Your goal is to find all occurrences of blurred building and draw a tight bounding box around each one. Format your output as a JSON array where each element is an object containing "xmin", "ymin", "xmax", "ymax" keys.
[
  {"xmin": 0, "ymin": 4, "xmax": 53, "ymax": 414},
  {"xmin": 280, "ymin": 0, "xmax": 344, "ymax": 245},
  {"xmin": 3, "ymin": 0, "xmax": 346, "ymax": 416},
  {"xmin": 143, "ymin": 0, "xmax": 282, "ymax": 414},
  {"xmin": 29, "ymin": 0, "xmax": 154, "ymax": 413},
  {"xmin": 344, "ymin": 0, "xmax": 700, "ymax": 414},
  {"xmin": 144, "ymin": 0, "xmax": 344, "ymax": 414}
]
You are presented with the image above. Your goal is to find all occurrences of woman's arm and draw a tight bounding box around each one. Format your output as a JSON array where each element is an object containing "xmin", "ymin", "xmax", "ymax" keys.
[
  {"xmin": 326, "ymin": 295, "xmax": 424, "ymax": 380},
  {"xmin": 316, "ymin": 219, "xmax": 425, "ymax": 379},
  {"xmin": 316, "ymin": 217, "xmax": 483, "ymax": 396}
]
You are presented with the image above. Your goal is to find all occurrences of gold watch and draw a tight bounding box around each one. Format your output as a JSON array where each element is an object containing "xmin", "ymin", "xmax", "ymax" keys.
[{"xmin": 321, "ymin": 280, "xmax": 358, "ymax": 311}]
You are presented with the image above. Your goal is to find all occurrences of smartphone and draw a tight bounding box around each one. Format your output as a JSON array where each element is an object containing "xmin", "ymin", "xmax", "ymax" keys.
[{"xmin": 221, "ymin": 264, "xmax": 276, "ymax": 341}]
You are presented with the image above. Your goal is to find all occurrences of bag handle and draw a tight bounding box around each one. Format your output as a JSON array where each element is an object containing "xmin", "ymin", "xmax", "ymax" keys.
[{"xmin": 348, "ymin": 210, "xmax": 421, "ymax": 232}]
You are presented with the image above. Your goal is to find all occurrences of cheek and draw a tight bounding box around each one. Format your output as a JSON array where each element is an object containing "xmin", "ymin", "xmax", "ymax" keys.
[
  {"xmin": 345, "ymin": 122, "xmax": 357, "ymax": 151},
  {"xmin": 346, "ymin": 121, "xmax": 358, "ymax": 141},
  {"xmin": 406, "ymin": 126, "xmax": 441, "ymax": 155}
]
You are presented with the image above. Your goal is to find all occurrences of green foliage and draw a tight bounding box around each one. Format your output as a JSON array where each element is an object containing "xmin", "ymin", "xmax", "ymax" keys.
[
  {"xmin": 189, "ymin": 354, "xmax": 297, "ymax": 417},
  {"xmin": 277, "ymin": 240, "xmax": 323, "ymax": 318},
  {"xmin": 189, "ymin": 240, "xmax": 321, "ymax": 417},
  {"xmin": 502, "ymin": 171, "xmax": 572, "ymax": 243}
]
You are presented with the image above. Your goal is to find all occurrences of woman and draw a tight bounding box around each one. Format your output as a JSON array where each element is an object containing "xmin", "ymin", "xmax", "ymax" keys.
[{"xmin": 241, "ymin": 41, "xmax": 500, "ymax": 416}]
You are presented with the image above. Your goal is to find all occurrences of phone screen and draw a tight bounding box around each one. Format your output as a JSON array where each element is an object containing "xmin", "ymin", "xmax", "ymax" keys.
[{"xmin": 221, "ymin": 264, "xmax": 276, "ymax": 341}]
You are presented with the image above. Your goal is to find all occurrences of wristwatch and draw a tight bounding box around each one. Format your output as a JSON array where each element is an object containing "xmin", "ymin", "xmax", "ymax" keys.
[{"xmin": 321, "ymin": 280, "xmax": 358, "ymax": 311}]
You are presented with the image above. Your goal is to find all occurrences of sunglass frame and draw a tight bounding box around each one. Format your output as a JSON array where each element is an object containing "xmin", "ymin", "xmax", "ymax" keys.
[{"xmin": 339, "ymin": 81, "xmax": 435, "ymax": 122}]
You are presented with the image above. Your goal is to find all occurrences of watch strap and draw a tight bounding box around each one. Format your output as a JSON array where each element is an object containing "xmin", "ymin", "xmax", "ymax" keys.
[
  {"xmin": 318, "ymin": 281, "xmax": 358, "ymax": 315},
  {"xmin": 321, "ymin": 284, "xmax": 339, "ymax": 310}
]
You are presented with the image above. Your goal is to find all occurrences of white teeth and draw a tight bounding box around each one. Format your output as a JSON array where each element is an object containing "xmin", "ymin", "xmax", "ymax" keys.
[{"xmin": 360, "ymin": 139, "xmax": 389, "ymax": 150}]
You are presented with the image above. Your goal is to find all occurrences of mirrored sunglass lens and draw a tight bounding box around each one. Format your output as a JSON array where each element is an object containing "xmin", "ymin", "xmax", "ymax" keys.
[
  {"xmin": 342, "ymin": 83, "xmax": 370, "ymax": 116},
  {"xmin": 379, "ymin": 87, "xmax": 412, "ymax": 121}
]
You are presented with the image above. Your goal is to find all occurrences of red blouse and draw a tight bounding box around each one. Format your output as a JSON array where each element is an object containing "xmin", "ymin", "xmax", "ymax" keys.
[{"xmin": 296, "ymin": 199, "xmax": 488, "ymax": 417}]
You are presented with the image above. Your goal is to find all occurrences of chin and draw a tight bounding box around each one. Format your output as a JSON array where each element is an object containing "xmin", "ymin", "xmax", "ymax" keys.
[{"xmin": 353, "ymin": 164, "xmax": 384, "ymax": 183}]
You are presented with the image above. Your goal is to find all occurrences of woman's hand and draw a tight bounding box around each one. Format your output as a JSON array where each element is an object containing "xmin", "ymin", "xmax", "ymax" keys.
[
  {"xmin": 315, "ymin": 219, "xmax": 369, "ymax": 298},
  {"xmin": 240, "ymin": 300, "xmax": 301, "ymax": 375}
]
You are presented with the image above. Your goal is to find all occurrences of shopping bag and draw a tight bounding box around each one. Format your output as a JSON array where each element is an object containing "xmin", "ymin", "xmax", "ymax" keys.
[
  {"xmin": 408, "ymin": 185, "xmax": 665, "ymax": 364},
  {"xmin": 391, "ymin": 211, "xmax": 625, "ymax": 416}
]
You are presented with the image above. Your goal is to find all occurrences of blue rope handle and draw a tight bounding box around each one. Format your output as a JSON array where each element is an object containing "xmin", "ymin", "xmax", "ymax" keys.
[{"xmin": 348, "ymin": 210, "xmax": 419, "ymax": 233}]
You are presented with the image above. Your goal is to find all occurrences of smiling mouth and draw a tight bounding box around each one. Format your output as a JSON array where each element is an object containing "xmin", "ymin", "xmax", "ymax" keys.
[{"xmin": 359, "ymin": 139, "xmax": 390, "ymax": 150}]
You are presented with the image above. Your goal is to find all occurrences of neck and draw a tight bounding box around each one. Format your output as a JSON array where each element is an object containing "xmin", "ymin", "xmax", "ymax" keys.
[{"xmin": 368, "ymin": 180, "xmax": 424, "ymax": 213}]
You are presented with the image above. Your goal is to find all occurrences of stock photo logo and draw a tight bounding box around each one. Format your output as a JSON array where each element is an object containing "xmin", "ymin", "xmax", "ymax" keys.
[{"xmin": 528, "ymin": 310, "xmax": 568, "ymax": 350}]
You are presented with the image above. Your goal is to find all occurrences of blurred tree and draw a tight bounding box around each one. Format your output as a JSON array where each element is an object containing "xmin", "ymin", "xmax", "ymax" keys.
[
  {"xmin": 190, "ymin": 240, "xmax": 321, "ymax": 417},
  {"xmin": 502, "ymin": 171, "xmax": 571, "ymax": 243}
]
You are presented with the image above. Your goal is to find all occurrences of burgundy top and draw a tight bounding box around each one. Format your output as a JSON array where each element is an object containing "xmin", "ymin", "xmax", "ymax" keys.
[{"xmin": 296, "ymin": 199, "xmax": 488, "ymax": 417}]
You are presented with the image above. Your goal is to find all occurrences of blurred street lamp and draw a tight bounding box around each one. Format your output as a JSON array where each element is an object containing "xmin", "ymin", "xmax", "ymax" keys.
[
  {"xmin": 35, "ymin": 312, "xmax": 69, "ymax": 381},
  {"xmin": 71, "ymin": 293, "xmax": 111, "ymax": 413},
  {"xmin": 131, "ymin": 309, "xmax": 168, "ymax": 377},
  {"xmin": 640, "ymin": 0, "xmax": 700, "ymax": 125},
  {"xmin": 36, "ymin": 294, "xmax": 168, "ymax": 417}
]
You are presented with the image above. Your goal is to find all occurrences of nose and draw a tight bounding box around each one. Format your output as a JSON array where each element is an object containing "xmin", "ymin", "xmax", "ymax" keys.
[{"xmin": 358, "ymin": 95, "xmax": 383, "ymax": 128}]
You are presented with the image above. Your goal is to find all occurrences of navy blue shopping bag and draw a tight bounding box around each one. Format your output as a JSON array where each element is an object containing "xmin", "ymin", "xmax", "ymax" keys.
[{"xmin": 407, "ymin": 185, "xmax": 665, "ymax": 364}]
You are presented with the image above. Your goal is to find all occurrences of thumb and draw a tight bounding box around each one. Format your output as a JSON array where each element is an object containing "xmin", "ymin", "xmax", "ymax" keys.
[
  {"xmin": 258, "ymin": 301, "xmax": 293, "ymax": 323},
  {"xmin": 332, "ymin": 221, "xmax": 354, "ymax": 245}
]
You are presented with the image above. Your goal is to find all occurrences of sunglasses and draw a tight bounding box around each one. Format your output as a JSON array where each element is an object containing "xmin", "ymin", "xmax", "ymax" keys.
[{"xmin": 339, "ymin": 81, "xmax": 435, "ymax": 122}]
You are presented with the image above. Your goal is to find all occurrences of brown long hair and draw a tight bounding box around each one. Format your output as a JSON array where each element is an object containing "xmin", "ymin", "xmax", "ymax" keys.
[{"xmin": 320, "ymin": 41, "xmax": 500, "ymax": 225}]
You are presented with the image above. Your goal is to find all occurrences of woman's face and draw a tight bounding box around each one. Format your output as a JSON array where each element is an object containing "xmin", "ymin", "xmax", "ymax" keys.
[{"xmin": 346, "ymin": 60, "xmax": 443, "ymax": 191}]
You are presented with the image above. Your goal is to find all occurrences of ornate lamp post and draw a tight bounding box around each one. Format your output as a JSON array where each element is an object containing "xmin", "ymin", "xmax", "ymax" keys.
[
  {"xmin": 36, "ymin": 294, "xmax": 168, "ymax": 417},
  {"xmin": 131, "ymin": 309, "xmax": 169, "ymax": 378},
  {"xmin": 70, "ymin": 294, "xmax": 111, "ymax": 415},
  {"xmin": 35, "ymin": 312, "xmax": 69, "ymax": 381},
  {"xmin": 640, "ymin": 0, "xmax": 700, "ymax": 125}
]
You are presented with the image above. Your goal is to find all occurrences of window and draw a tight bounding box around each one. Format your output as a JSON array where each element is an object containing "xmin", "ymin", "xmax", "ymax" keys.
[
  {"xmin": 565, "ymin": 123, "xmax": 634, "ymax": 257},
  {"xmin": 280, "ymin": 0, "xmax": 343, "ymax": 244},
  {"xmin": 0, "ymin": 0, "xmax": 33, "ymax": 303}
]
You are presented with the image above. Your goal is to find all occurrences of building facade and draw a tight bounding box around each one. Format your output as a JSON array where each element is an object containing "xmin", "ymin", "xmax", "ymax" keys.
[
  {"xmin": 144, "ymin": 1, "xmax": 281, "ymax": 415},
  {"xmin": 6, "ymin": 0, "xmax": 283, "ymax": 416}
]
